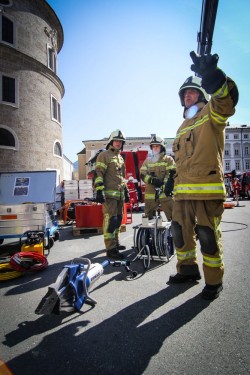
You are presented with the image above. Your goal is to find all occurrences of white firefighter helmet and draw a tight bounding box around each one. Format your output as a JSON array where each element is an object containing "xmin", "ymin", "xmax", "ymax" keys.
[
  {"xmin": 106, "ymin": 129, "xmax": 126, "ymax": 149},
  {"xmin": 150, "ymin": 135, "xmax": 166, "ymax": 153},
  {"xmin": 179, "ymin": 76, "xmax": 209, "ymax": 107}
]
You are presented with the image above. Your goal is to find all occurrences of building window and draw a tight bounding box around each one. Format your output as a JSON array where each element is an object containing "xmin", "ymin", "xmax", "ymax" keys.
[
  {"xmin": 54, "ymin": 141, "xmax": 62, "ymax": 157},
  {"xmin": 0, "ymin": 14, "xmax": 15, "ymax": 45},
  {"xmin": 243, "ymin": 134, "xmax": 248, "ymax": 139},
  {"xmin": 0, "ymin": 125, "xmax": 18, "ymax": 150},
  {"xmin": 225, "ymin": 161, "xmax": 230, "ymax": 171},
  {"xmin": 51, "ymin": 95, "xmax": 61, "ymax": 123},
  {"xmin": 0, "ymin": 73, "xmax": 18, "ymax": 106},
  {"xmin": 234, "ymin": 148, "xmax": 239, "ymax": 156},
  {"xmin": 245, "ymin": 146, "xmax": 249, "ymax": 155},
  {"xmin": 246, "ymin": 161, "xmax": 250, "ymax": 170},
  {"xmin": 225, "ymin": 134, "xmax": 229, "ymax": 140},
  {"xmin": 47, "ymin": 45, "xmax": 57, "ymax": 74},
  {"xmin": 225, "ymin": 149, "xmax": 229, "ymax": 156},
  {"xmin": 235, "ymin": 161, "xmax": 240, "ymax": 170},
  {"xmin": 234, "ymin": 134, "xmax": 239, "ymax": 139}
]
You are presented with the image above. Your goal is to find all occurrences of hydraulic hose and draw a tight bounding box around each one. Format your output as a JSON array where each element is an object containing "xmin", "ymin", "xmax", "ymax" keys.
[{"xmin": 10, "ymin": 252, "xmax": 48, "ymax": 272}]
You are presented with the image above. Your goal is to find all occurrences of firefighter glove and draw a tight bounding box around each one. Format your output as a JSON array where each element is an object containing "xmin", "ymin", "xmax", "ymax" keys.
[
  {"xmin": 96, "ymin": 190, "xmax": 105, "ymax": 204},
  {"xmin": 150, "ymin": 177, "xmax": 163, "ymax": 188},
  {"xmin": 124, "ymin": 187, "xmax": 130, "ymax": 203},
  {"xmin": 190, "ymin": 51, "xmax": 226, "ymax": 94},
  {"xmin": 190, "ymin": 51, "xmax": 219, "ymax": 77},
  {"xmin": 164, "ymin": 170, "xmax": 175, "ymax": 197}
]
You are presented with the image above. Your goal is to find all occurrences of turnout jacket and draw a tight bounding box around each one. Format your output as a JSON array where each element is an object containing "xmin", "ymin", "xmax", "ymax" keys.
[
  {"xmin": 173, "ymin": 78, "xmax": 237, "ymax": 201},
  {"xmin": 94, "ymin": 146, "xmax": 127, "ymax": 200},
  {"xmin": 140, "ymin": 152, "xmax": 175, "ymax": 201}
]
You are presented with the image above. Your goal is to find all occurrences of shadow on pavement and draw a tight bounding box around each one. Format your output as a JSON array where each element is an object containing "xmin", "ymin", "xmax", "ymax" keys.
[{"xmin": 5, "ymin": 283, "xmax": 211, "ymax": 375}]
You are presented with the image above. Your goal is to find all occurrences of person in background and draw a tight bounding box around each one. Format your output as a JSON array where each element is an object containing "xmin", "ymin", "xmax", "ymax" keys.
[
  {"xmin": 60, "ymin": 180, "xmax": 65, "ymax": 208},
  {"xmin": 140, "ymin": 135, "xmax": 175, "ymax": 221},
  {"xmin": 169, "ymin": 51, "xmax": 239, "ymax": 300},
  {"xmin": 232, "ymin": 177, "xmax": 241, "ymax": 206},
  {"xmin": 94, "ymin": 129, "xmax": 130, "ymax": 259}
]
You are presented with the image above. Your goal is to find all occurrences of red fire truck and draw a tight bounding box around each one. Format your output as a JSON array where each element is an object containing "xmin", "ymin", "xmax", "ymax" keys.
[
  {"xmin": 241, "ymin": 171, "xmax": 250, "ymax": 199},
  {"xmin": 224, "ymin": 171, "xmax": 250, "ymax": 199}
]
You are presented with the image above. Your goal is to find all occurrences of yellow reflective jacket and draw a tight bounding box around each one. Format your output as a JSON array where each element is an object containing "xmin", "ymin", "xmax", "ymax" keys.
[
  {"xmin": 140, "ymin": 152, "xmax": 175, "ymax": 201},
  {"xmin": 94, "ymin": 146, "xmax": 127, "ymax": 200},
  {"xmin": 173, "ymin": 78, "xmax": 237, "ymax": 200}
]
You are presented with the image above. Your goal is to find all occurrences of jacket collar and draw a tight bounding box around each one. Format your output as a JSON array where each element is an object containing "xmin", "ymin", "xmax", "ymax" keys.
[
  {"xmin": 184, "ymin": 102, "xmax": 206, "ymax": 119},
  {"xmin": 108, "ymin": 145, "xmax": 120, "ymax": 154}
]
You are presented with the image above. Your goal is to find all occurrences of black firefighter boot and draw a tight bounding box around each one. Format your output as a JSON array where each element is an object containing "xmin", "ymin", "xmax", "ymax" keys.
[
  {"xmin": 106, "ymin": 247, "xmax": 124, "ymax": 260},
  {"xmin": 201, "ymin": 284, "xmax": 223, "ymax": 300},
  {"xmin": 117, "ymin": 241, "xmax": 126, "ymax": 250},
  {"xmin": 169, "ymin": 265, "xmax": 201, "ymax": 284}
]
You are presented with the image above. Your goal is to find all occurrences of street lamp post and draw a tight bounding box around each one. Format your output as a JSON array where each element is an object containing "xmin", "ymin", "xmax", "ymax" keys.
[{"xmin": 240, "ymin": 125, "xmax": 247, "ymax": 172}]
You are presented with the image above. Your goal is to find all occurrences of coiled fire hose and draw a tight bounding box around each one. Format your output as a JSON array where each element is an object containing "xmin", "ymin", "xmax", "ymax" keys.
[
  {"xmin": 9, "ymin": 252, "xmax": 48, "ymax": 272},
  {"xmin": 0, "ymin": 261, "xmax": 23, "ymax": 281}
]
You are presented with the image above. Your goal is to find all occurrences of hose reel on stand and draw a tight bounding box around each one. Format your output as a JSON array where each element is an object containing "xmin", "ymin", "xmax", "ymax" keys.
[{"xmin": 133, "ymin": 214, "xmax": 175, "ymax": 270}]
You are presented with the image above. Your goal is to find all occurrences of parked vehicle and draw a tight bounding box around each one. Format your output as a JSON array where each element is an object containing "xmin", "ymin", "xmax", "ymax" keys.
[
  {"xmin": 241, "ymin": 171, "xmax": 250, "ymax": 199},
  {"xmin": 224, "ymin": 170, "xmax": 250, "ymax": 199}
]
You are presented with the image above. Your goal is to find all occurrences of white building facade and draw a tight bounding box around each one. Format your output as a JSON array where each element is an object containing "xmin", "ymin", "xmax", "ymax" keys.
[{"xmin": 224, "ymin": 125, "xmax": 250, "ymax": 173}]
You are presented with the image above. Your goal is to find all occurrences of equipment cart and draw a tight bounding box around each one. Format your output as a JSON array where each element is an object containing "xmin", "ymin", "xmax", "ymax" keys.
[
  {"xmin": 133, "ymin": 213, "xmax": 175, "ymax": 270},
  {"xmin": 0, "ymin": 171, "xmax": 59, "ymax": 249}
]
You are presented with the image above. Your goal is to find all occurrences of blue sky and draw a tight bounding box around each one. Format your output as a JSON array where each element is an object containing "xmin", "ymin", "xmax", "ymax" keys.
[{"xmin": 47, "ymin": 0, "xmax": 250, "ymax": 162}]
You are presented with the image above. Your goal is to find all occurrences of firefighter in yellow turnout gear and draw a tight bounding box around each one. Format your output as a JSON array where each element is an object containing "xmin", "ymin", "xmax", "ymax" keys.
[
  {"xmin": 169, "ymin": 52, "xmax": 239, "ymax": 300},
  {"xmin": 95, "ymin": 130, "xmax": 129, "ymax": 260},
  {"xmin": 140, "ymin": 135, "xmax": 175, "ymax": 220}
]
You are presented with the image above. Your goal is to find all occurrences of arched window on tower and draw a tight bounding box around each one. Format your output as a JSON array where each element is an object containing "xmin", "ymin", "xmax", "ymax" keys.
[
  {"xmin": 54, "ymin": 141, "xmax": 62, "ymax": 157},
  {"xmin": 0, "ymin": 126, "xmax": 18, "ymax": 150}
]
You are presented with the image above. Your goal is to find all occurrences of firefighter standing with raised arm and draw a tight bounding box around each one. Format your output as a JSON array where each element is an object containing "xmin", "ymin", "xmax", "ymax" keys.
[
  {"xmin": 95, "ymin": 130, "xmax": 130, "ymax": 260},
  {"xmin": 140, "ymin": 135, "xmax": 175, "ymax": 221},
  {"xmin": 169, "ymin": 52, "xmax": 238, "ymax": 300}
]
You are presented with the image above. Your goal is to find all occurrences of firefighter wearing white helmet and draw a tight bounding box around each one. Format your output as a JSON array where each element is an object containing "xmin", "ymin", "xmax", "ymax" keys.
[
  {"xmin": 94, "ymin": 129, "xmax": 129, "ymax": 259},
  {"xmin": 178, "ymin": 76, "xmax": 209, "ymax": 108},
  {"xmin": 106, "ymin": 129, "xmax": 126, "ymax": 150},
  {"xmin": 169, "ymin": 51, "xmax": 239, "ymax": 300},
  {"xmin": 140, "ymin": 135, "xmax": 175, "ymax": 220}
]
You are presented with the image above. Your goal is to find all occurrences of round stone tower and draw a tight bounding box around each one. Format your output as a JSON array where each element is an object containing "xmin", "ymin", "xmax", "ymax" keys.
[{"xmin": 0, "ymin": 0, "xmax": 65, "ymax": 178}]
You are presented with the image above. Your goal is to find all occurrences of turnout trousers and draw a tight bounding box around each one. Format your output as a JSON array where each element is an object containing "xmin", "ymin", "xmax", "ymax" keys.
[
  {"xmin": 102, "ymin": 198, "xmax": 124, "ymax": 250},
  {"xmin": 172, "ymin": 200, "xmax": 224, "ymax": 285},
  {"xmin": 144, "ymin": 198, "xmax": 173, "ymax": 221}
]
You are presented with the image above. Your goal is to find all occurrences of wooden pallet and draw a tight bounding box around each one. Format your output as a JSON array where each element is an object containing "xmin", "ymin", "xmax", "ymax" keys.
[
  {"xmin": 72, "ymin": 225, "xmax": 103, "ymax": 236},
  {"xmin": 120, "ymin": 224, "xmax": 126, "ymax": 232},
  {"xmin": 72, "ymin": 224, "xmax": 126, "ymax": 236}
]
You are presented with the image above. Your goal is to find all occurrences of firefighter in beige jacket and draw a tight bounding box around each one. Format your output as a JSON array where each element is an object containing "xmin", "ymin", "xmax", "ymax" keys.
[
  {"xmin": 94, "ymin": 130, "xmax": 129, "ymax": 260},
  {"xmin": 140, "ymin": 135, "xmax": 175, "ymax": 220},
  {"xmin": 169, "ymin": 51, "xmax": 238, "ymax": 300}
]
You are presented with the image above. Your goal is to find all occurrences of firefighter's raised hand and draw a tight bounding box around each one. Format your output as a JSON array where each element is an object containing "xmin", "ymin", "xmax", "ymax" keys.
[
  {"xmin": 96, "ymin": 190, "xmax": 105, "ymax": 204},
  {"xmin": 190, "ymin": 51, "xmax": 219, "ymax": 77},
  {"xmin": 190, "ymin": 51, "xmax": 226, "ymax": 94},
  {"xmin": 150, "ymin": 177, "xmax": 163, "ymax": 188}
]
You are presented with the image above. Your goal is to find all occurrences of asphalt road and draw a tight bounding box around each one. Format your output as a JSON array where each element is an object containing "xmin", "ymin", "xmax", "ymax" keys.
[{"xmin": 0, "ymin": 200, "xmax": 250, "ymax": 375}]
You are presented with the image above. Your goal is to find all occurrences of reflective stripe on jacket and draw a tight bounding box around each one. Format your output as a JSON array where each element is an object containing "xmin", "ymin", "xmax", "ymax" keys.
[{"xmin": 173, "ymin": 78, "xmax": 237, "ymax": 201}]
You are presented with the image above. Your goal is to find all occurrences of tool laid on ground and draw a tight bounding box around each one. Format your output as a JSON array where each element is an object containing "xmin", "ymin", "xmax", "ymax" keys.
[{"xmin": 35, "ymin": 257, "xmax": 137, "ymax": 315}]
